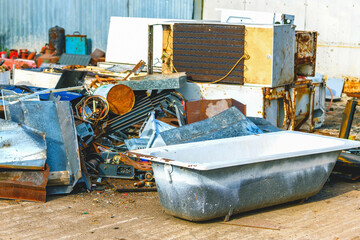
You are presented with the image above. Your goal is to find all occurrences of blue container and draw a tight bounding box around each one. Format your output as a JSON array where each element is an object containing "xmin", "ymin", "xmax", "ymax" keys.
[{"xmin": 65, "ymin": 31, "xmax": 87, "ymax": 55}]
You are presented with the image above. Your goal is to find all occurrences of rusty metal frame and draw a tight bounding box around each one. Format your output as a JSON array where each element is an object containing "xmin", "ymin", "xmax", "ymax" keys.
[
  {"xmin": 339, "ymin": 99, "xmax": 359, "ymax": 139},
  {"xmin": 295, "ymin": 31, "xmax": 318, "ymax": 77},
  {"xmin": 263, "ymin": 87, "xmax": 294, "ymax": 130},
  {"xmin": 292, "ymin": 83, "xmax": 313, "ymax": 131},
  {"xmin": 0, "ymin": 165, "xmax": 49, "ymax": 202},
  {"xmin": 309, "ymin": 83, "xmax": 316, "ymax": 132},
  {"xmin": 263, "ymin": 81, "xmax": 316, "ymax": 131}
]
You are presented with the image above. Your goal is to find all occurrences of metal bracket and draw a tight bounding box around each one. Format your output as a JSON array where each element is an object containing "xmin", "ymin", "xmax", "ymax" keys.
[{"xmin": 339, "ymin": 99, "xmax": 359, "ymax": 139}]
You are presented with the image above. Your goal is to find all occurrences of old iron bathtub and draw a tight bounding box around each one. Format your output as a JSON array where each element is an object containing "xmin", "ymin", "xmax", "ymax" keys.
[{"xmin": 127, "ymin": 131, "xmax": 360, "ymax": 221}]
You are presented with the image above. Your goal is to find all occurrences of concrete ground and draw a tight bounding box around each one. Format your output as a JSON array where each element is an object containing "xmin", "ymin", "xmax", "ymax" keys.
[{"xmin": 0, "ymin": 178, "xmax": 360, "ymax": 240}]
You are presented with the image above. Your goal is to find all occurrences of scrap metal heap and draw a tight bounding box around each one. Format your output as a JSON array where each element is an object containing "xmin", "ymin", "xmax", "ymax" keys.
[
  {"xmin": 0, "ymin": 16, "xmax": 358, "ymax": 222},
  {"xmin": 0, "ymin": 68, "xmax": 191, "ymax": 200},
  {"xmin": 0, "ymin": 19, "xmax": 324, "ymax": 203},
  {"xmin": 0, "ymin": 69, "xmax": 276, "ymax": 201}
]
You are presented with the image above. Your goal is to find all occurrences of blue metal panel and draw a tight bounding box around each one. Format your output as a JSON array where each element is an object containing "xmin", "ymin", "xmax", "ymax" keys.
[
  {"xmin": 0, "ymin": 0, "xmax": 195, "ymax": 54},
  {"xmin": 7, "ymin": 100, "xmax": 82, "ymax": 195},
  {"xmin": 129, "ymin": 0, "xmax": 194, "ymax": 19},
  {"xmin": 65, "ymin": 35, "xmax": 88, "ymax": 55}
]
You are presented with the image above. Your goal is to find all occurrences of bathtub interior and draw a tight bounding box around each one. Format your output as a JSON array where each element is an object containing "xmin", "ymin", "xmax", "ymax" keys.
[{"xmin": 132, "ymin": 131, "xmax": 360, "ymax": 170}]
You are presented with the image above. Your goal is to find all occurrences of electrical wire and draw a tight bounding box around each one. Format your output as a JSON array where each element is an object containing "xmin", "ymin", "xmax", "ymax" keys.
[
  {"xmin": 173, "ymin": 52, "xmax": 250, "ymax": 84},
  {"xmin": 81, "ymin": 95, "xmax": 110, "ymax": 121},
  {"xmin": 326, "ymin": 86, "xmax": 333, "ymax": 111}
]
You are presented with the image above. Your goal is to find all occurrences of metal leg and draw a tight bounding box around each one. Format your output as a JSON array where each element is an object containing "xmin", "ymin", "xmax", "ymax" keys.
[
  {"xmin": 147, "ymin": 25, "xmax": 153, "ymax": 74},
  {"xmin": 339, "ymin": 99, "xmax": 358, "ymax": 139}
]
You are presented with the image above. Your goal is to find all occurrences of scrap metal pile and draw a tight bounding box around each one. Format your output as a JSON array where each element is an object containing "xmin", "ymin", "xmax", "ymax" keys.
[
  {"xmin": 0, "ymin": 19, "xmax": 337, "ymax": 204},
  {"xmin": 0, "ymin": 65, "xmax": 275, "ymax": 202},
  {"xmin": 0, "ymin": 68, "xmax": 191, "ymax": 200},
  {"xmin": 1, "ymin": 15, "xmax": 360, "ymax": 223}
]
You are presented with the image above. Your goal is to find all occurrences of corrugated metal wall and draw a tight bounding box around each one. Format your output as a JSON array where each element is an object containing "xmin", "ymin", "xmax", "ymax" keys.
[{"xmin": 0, "ymin": 0, "xmax": 195, "ymax": 53}]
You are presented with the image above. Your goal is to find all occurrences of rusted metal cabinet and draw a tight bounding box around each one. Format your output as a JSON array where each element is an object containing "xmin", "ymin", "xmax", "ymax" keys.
[
  {"xmin": 295, "ymin": 31, "xmax": 317, "ymax": 77},
  {"xmin": 163, "ymin": 23, "xmax": 295, "ymax": 87},
  {"xmin": 263, "ymin": 80, "xmax": 324, "ymax": 131},
  {"xmin": 244, "ymin": 24, "xmax": 295, "ymax": 87},
  {"xmin": 262, "ymin": 83, "xmax": 311, "ymax": 130}
]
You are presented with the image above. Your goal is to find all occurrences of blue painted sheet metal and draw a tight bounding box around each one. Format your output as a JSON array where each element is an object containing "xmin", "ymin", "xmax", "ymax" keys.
[
  {"xmin": 0, "ymin": 119, "xmax": 47, "ymax": 170},
  {"xmin": 0, "ymin": 85, "xmax": 82, "ymax": 101},
  {"xmin": 7, "ymin": 100, "xmax": 82, "ymax": 195},
  {"xmin": 0, "ymin": 0, "xmax": 194, "ymax": 53},
  {"xmin": 152, "ymin": 107, "xmax": 263, "ymax": 147}
]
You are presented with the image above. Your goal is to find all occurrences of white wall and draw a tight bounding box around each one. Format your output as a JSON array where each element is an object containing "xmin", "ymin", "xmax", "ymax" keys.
[{"xmin": 203, "ymin": 0, "xmax": 360, "ymax": 78}]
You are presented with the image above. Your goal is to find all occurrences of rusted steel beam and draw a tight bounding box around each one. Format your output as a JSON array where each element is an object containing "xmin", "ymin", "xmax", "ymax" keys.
[{"xmin": 0, "ymin": 165, "xmax": 49, "ymax": 202}]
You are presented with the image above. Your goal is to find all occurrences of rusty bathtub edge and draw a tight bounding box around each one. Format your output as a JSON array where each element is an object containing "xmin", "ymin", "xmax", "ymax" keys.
[{"xmin": 126, "ymin": 151, "xmax": 201, "ymax": 170}]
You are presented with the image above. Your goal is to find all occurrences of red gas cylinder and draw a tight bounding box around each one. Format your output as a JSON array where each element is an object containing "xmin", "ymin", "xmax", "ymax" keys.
[
  {"xmin": 19, "ymin": 49, "xmax": 28, "ymax": 59},
  {"xmin": 9, "ymin": 49, "xmax": 18, "ymax": 59},
  {"xmin": 0, "ymin": 51, "xmax": 6, "ymax": 58}
]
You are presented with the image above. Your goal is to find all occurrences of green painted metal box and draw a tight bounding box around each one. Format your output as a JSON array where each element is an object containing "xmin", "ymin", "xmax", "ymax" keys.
[{"xmin": 65, "ymin": 32, "xmax": 87, "ymax": 55}]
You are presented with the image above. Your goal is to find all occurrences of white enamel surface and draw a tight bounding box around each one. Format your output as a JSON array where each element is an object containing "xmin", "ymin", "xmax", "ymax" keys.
[
  {"xmin": 13, "ymin": 69, "xmax": 61, "ymax": 88},
  {"xmin": 106, "ymin": 17, "xmax": 172, "ymax": 66},
  {"xmin": 132, "ymin": 131, "xmax": 360, "ymax": 170}
]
